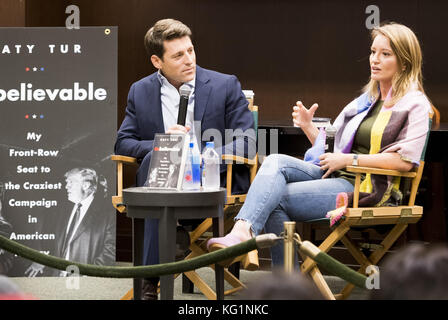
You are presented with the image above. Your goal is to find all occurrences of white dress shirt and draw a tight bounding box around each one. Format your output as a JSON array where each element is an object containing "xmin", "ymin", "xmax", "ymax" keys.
[{"xmin": 157, "ymin": 71, "xmax": 200, "ymax": 153}]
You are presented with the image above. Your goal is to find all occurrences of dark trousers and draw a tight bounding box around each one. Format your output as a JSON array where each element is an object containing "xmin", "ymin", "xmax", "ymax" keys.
[{"xmin": 135, "ymin": 152, "xmax": 160, "ymax": 266}]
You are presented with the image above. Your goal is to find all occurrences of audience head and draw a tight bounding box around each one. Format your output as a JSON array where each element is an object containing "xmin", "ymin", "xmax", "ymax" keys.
[
  {"xmin": 370, "ymin": 243, "xmax": 448, "ymax": 300},
  {"xmin": 0, "ymin": 276, "xmax": 35, "ymax": 300},
  {"xmin": 240, "ymin": 270, "xmax": 324, "ymax": 300}
]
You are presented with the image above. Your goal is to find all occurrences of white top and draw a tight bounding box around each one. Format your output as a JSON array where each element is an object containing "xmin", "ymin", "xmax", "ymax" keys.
[{"xmin": 157, "ymin": 71, "xmax": 199, "ymax": 153}]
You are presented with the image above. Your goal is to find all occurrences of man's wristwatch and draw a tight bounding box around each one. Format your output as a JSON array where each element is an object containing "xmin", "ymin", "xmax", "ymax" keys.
[{"xmin": 352, "ymin": 154, "xmax": 359, "ymax": 166}]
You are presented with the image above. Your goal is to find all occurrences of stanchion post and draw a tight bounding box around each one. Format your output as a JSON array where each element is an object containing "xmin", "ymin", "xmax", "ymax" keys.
[{"xmin": 283, "ymin": 221, "xmax": 296, "ymax": 273}]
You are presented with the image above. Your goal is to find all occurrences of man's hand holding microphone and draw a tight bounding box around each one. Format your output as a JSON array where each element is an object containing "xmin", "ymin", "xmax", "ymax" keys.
[{"xmin": 167, "ymin": 84, "xmax": 192, "ymax": 135}]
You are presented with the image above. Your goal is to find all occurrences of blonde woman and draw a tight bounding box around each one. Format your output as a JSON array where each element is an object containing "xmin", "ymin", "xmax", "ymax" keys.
[{"xmin": 208, "ymin": 22, "xmax": 432, "ymax": 266}]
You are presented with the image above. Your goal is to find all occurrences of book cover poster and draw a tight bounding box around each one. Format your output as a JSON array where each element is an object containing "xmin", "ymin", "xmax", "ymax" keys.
[
  {"xmin": 146, "ymin": 134, "xmax": 188, "ymax": 190},
  {"xmin": 0, "ymin": 27, "xmax": 117, "ymax": 277}
]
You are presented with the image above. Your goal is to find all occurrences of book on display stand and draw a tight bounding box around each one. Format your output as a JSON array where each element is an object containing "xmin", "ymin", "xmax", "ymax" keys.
[{"xmin": 145, "ymin": 133, "xmax": 189, "ymax": 190}]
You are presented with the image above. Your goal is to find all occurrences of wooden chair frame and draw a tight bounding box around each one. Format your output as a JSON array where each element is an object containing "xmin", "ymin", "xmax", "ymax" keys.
[
  {"xmin": 179, "ymin": 152, "xmax": 259, "ymax": 299},
  {"xmin": 300, "ymin": 162, "xmax": 425, "ymax": 300}
]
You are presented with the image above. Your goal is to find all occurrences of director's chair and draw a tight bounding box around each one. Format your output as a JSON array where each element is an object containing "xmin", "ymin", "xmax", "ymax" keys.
[{"xmin": 298, "ymin": 107, "xmax": 435, "ymax": 300}]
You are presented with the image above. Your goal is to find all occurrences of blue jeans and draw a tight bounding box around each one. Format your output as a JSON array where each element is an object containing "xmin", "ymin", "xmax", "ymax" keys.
[{"xmin": 235, "ymin": 154, "xmax": 354, "ymax": 266}]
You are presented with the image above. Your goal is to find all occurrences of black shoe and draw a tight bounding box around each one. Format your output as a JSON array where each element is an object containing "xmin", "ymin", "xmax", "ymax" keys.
[
  {"xmin": 142, "ymin": 278, "xmax": 158, "ymax": 300},
  {"xmin": 175, "ymin": 226, "xmax": 191, "ymax": 261}
]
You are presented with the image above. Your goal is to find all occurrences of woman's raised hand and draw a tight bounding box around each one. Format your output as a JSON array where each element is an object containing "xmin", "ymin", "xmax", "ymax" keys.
[{"xmin": 292, "ymin": 101, "xmax": 319, "ymax": 128}]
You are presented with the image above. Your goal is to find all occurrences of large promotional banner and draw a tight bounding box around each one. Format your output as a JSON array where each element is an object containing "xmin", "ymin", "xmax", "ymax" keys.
[{"xmin": 0, "ymin": 27, "xmax": 117, "ymax": 277}]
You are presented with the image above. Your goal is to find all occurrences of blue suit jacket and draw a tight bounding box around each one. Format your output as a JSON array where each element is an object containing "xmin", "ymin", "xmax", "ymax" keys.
[{"xmin": 115, "ymin": 66, "xmax": 255, "ymax": 194}]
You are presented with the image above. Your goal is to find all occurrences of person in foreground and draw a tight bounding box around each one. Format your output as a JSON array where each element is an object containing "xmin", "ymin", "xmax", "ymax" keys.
[
  {"xmin": 370, "ymin": 243, "xmax": 448, "ymax": 300},
  {"xmin": 240, "ymin": 270, "xmax": 323, "ymax": 300},
  {"xmin": 208, "ymin": 22, "xmax": 432, "ymax": 266}
]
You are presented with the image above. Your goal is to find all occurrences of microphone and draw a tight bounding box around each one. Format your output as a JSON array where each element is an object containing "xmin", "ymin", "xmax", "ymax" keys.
[
  {"xmin": 325, "ymin": 125, "xmax": 337, "ymax": 153},
  {"xmin": 177, "ymin": 84, "xmax": 192, "ymax": 126}
]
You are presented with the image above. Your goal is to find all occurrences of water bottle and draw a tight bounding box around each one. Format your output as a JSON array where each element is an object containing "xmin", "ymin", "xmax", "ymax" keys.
[
  {"xmin": 202, "ymin": 141, "xmax": 220, "ymax": 190},
  {"xmin": 183, "ymin": 142, "xmax": 201, "ymax": 190}
]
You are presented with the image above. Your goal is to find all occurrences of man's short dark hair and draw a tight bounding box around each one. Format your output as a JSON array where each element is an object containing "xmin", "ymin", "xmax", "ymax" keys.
[{"xmin": 144, "ymin": 18, "xmax": 192, "ymax": 59}]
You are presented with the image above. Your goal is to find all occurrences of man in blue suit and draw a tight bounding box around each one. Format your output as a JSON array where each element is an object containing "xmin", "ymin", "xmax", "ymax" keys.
[{"xmin": 114, "ymin": 19, "xmax": 255, "ymax": 299}]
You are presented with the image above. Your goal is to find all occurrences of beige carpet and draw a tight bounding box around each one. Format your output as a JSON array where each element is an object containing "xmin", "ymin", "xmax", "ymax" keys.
[{"xmin": 8, "ymin": 264, "xmax": 370, "ymax": 300}]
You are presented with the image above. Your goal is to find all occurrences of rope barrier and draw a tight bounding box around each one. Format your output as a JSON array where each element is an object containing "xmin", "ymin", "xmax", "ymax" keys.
[
  {"xmin": 294, "ymin": 237, "xmax": 367, "ymax": 288},
  {"xmin": 313, "ymin": 251, "xmax": 367, "ymax": 288},
  {"xmin": 1, "ymin": 228, "xmax": 367, "ymax": 289},
  {"xmin": 0, "ymin": 234, "xmax": 280, "ymax": 278}
]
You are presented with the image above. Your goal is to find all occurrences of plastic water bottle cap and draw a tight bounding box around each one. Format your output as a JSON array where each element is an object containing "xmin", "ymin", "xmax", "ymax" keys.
[
  {"xmin": 206, "ymin": 141, "xmax": 214, "ymax": 148},
  {"xmin": 189, "ymin": 142, "xmax": 194, "ymax": 148},
  {"xmin": 242, "ymin": 90, "xmax": 254, "ymax": 99}
]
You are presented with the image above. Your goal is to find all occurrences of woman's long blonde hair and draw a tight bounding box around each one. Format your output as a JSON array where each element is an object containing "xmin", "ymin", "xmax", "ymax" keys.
[{"xmin": 363, "ymin": 23, "xmax": 425, "ymax": 107}]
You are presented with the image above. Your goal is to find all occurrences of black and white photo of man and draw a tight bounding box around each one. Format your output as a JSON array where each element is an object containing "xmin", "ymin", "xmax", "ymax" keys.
[
  {"xmin": 26, "ymin": 168, "xmax": 116, "ymax": 276},
  {"xmin": 57, "ymin": 168, "xmax": 115, "ymax": 275},
  {"xmin": 146, "ymin": 167, "xmax": 159, "ymax": 187},
  {"xmin": 164, "ymin": 164, "xmax": 179, "ymax": 188}
]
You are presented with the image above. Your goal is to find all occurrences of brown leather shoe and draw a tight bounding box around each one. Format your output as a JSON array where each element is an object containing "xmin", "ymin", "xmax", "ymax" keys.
[{"xmin": 142, "ymin": 278, "xmax": 158, "ymax": 300}]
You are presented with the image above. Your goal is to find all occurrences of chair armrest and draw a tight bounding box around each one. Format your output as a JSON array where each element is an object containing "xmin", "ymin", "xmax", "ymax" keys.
[
  {"xmin": 110, "ymin": 154, "xmax": 139, "ymax": 166},
  {"xmin": 347, "ymin": 165, "xmax": 417, "ymax": 208},
  {"xmin": 110, "ymin": 154, "xmax": 139, "ymax": 213},
  {"xmin": 222, "ymin": 154, "xmax": 257, "ymax": 166},
  {"xmin": 345, "ymin": 166, "xmax": 416, "ymax": 178},
  {"xmin": 222, "ymin": 154, "xmax": 258, "ymax": 204}
]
